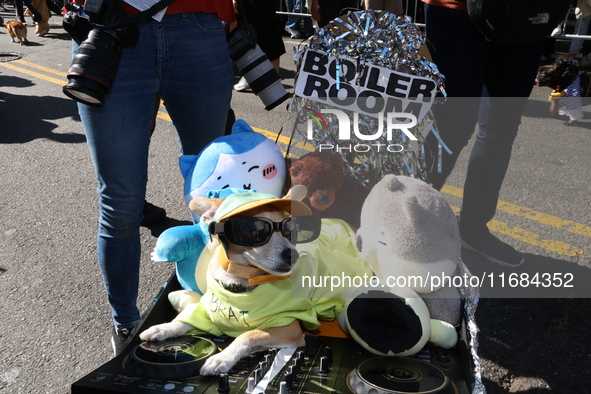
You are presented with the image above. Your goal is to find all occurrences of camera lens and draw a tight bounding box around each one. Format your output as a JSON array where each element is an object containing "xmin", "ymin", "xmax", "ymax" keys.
[
  {"xmin": 234, "ymin": 45, "xmax": 289, "ymax": 111},
  {"xmin": 63, "ymin": 28, "xmax": 123, "ymax": 107}
]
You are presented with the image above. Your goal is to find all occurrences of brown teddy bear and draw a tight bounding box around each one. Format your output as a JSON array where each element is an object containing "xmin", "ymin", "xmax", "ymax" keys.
[{"xmin": 288, "ymin": 151, "xmax": 370, "ymax": 230}]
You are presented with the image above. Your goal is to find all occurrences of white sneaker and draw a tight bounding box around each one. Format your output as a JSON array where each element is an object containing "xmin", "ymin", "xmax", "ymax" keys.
[
  {"xmin": 551, "ymin": 25, "xmax": 562, "ymax": 37},
  {"xmin": 233, "ymin": 77, "xmax": 249, "ymax": 92},
  {"xmin": 284, "ymin": 26, "xmax": 302, "ymax": 39}
]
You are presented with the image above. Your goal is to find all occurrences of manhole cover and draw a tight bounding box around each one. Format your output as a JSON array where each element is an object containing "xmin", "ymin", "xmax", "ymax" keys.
[{"xmin": 0, "ymin": 52, "xmax": 22, "ymax": 62}]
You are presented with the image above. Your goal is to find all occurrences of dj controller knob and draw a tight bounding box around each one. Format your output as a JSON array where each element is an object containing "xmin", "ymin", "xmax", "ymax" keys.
[
  {"xmin": 284, "ymin": 372, "xmax": 293, "ymax": 389},
  {"xmin": 218, "ymin": 373, "xmax": 230, "ymax": 394},
  {"xmin": 324, "ymin": 346, "xmax": 333, "ymax": 366},
  {"xmin": 279, "ymin": 381, "xmax": 288, "ymax": 394},
  {"xmin": 292, "ymin": 354, "xmax": 301, "ymax": 370},
  {"xmin": 319, "ymin": 356, "xmax": 329, "ymax": 374},
  {"xmin": 246, "ymin": 377, "xmax": 255, "ymax": 393},
  {"xmin": 264, "ymin": 355, "xmax": 271, "ymax": 370},
  {"xmin": 254, "ymin": 367, "xmax": 261, "ymax": 383},
  {"xmin": 291, "ymin": 360, "xmax": 300, "ymax": 376}
]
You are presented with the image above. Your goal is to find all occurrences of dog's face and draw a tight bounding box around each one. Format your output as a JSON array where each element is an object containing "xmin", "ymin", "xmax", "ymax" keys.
[
  {"xmin": 191, "ymin": 198, "xmax": 298, "ymax": 276},
  {"xmin": 536, "ymin": 56, "xmax": 580, "ymax": 90},
  {"xmin": 226, "ymin": 205, "xmax": 297, "ymax": 275}
]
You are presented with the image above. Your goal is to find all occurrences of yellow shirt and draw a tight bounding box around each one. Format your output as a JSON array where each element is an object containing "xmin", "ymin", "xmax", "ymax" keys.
[{"xmin": 174, "ymin": 219, "xmax": 373, "ymax": 337}]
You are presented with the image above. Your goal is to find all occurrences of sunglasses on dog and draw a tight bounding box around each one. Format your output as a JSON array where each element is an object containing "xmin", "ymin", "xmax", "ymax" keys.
[{"xmin": 209, "ymin": 216, "xmax": 321, "ymax": 246}]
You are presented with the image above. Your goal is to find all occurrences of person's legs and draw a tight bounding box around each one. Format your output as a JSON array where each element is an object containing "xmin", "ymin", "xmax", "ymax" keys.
[
  {"xmin": 28, "ymin": 0, "xmax": 50, "ymax": 35},
  {"xmin": 76, "ymin": 12, "xmax": 231, "ymax": 355},
  {"xmin": 461, "ymin": 42, "xmax": 544, "ymax": 231},
  {"xmin": 569, "ymin": 15, "xmax": 591, "ymax": 55},
  {"xmin": 423, "ymin": 4, "xmax": 487, "ymax": 190},
  {"xmin": 458, "ymin": 41, "xmax": 544, "ymax": 266},
  {"xmin": 76, "ymin": 19, "xmax": 161, "ymax": 331},
  {"xmin": 299, "ymin": 0, "xmax": 314, "ymax": 34},
  {"xmin": 14, "ymin": 0, "xmax": 25, "ymax": 22},
  {"xmin": 159, "ymin": 12, "xmax": 233, "ymax": 156},
  {"xmin": 285, "ymin": 0, "xmax": 301, "ymax": 33}
]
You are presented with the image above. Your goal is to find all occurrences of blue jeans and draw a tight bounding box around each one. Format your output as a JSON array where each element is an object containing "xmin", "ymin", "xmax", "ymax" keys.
[
  {"xmin": 424, "ymin": 5, "xmax": 544, "ymax": 233},
  {"xmin": 76, "ymin": 12, "xmax": 233, "ymax": 328},
  {"xmin": 284, "ymin": 0, "xmax": 313, "ymax": 32},
  {"xmin": 569, "ymin": 14, "xmax": 591, "ymax": 54}
]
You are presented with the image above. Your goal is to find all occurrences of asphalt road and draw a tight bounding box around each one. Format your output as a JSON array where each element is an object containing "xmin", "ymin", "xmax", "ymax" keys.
[{"xmin": 1, "ymin": 10, "xmax": 591, "ymax": 394}]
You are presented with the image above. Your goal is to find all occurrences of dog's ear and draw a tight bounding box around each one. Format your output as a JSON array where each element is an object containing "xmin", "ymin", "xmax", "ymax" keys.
[
  {"xmin": 189, "ymin": 197, "xmax": 223, "ymax": 223},
  {"xmin": 284, "ymin": 185, "xmax": 307, "ymax": 201}
]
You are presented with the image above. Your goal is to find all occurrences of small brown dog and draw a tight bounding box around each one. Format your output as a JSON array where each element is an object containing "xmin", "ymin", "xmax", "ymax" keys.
[
  {"xmin": 1, "ymin": 18, "xmax": 28, "ymax": 45},
  {"xmin": 140, "ymin": 191, "xmax": 321, "ymax": 375}
]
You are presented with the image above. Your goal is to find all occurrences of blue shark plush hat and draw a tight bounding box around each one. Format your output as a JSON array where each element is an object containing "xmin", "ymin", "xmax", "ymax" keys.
[{"xmin": 180, "ymin": 120, "xmax": 286, "ymax": 209}]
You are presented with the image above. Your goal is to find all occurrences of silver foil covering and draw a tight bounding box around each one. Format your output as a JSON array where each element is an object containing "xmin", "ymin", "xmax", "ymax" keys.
[
  {"xmin": 283, "ymin": 10, "xmax": 446, "ymax": 189},
  {"xmin": 459, "ymin": 261, "xmax": 487, "ymax": 394},
  {"xmin": 307, "ymin": 11, "xmax": 445, "ymax": 94},
  {"xmin": 281, "ymin": 10, "xmax": 485, "ymax": 394}
]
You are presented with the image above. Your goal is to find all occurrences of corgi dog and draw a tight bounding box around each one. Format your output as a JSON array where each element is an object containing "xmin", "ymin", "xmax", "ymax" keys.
[{"xmin": 2, "ymin": 19, "xmax": 28, "ymax": 45}]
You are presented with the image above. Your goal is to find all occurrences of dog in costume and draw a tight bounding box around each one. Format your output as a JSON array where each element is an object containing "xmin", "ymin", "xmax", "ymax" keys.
[
  {"xmin": 142, "ymin": 191, "xmax": 370, "ymax": 375},
  {"xmin": 153, "ymin": 120, "xmax": 286, "ymax": 293},
  {"xmin": 144, "ymin": 177, "xmax": 462, "ymax": 373}
]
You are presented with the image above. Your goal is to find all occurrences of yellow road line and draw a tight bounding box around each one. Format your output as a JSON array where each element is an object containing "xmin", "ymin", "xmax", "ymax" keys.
[
  {"xmin": 449, "ymin": 206, "xmax": 588, "ymax": 258},
  {"xmin": 252, "ymin": 126, "xmax": 314, "ymax": 153},
  {"xmin": 0, "ymin": 62, "xmax": 66, "ymax": 85},
  {"xmin": 15, "ymin": 59, "xmax": 68, "ymax": 77},
  {"xmin": 442, "ymin": 185, "xmax": 591, "ymax": 239},
  {"xmin": 489, "ymin": 221, "xmax": 587, "ymax": 258},
  {"xmin": 4, "ymin": 59, "xmax": 589, "ymax": 258},
  {"xmin": 156, "ymin": 111, "xmax": 171, "ymax": 121}
]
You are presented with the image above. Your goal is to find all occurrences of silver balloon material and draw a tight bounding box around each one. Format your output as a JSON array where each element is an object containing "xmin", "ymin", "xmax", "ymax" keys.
[
  {"xmin": 284, "ymin": 10, "xmax": 447, "ymax": 189},
  {"xmin": 307, "ymin": 11, "xmax": 445, "ymax": 94}
]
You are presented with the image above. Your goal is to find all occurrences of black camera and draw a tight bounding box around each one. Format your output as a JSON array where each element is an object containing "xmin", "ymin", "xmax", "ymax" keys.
[
  {"xmin": 227, "ymin": 13, "xmax": 289, "ymax": 111},
  {"xmin": 62, "ymin": 0, "xmax": 139, "ymax": 107}
]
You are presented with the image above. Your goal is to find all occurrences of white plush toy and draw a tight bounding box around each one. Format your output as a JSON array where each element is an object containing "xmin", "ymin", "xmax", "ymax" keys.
[{"xmin": 345, "ymin": 174, "xmax": 462, "ymax": 356}]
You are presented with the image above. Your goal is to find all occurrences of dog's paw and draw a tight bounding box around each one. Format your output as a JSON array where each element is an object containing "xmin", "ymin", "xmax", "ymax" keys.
[
  {"xmin": 139, "ymin": 321, "xmax": 190, "ymax": 342},
  {"xmin": 139, "ymin": 324, "xmax": 175, "ymax": 342},
  {"xmin": 200, "ymin": 352, "xmax": 239, "ymax": 375}
]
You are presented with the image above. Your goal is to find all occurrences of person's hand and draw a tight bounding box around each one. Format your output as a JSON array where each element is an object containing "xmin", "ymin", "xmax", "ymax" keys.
[{"xmin": 310, "ymin": 0, "xmax": 321, "ymax": 21}]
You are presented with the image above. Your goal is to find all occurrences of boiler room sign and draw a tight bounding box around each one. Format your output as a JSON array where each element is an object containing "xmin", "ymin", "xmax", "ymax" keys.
[{"xmin": 295, "ymin": 48, "xmax": 437, "ymax": 122}]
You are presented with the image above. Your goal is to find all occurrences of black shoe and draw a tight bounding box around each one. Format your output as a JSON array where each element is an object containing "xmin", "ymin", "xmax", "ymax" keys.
[
  {"xmin": 460, "ymin": 228, "xmax": 525, "ymax": 267},
  {"xmin": 111, "ymin": 326, "xmax": 134, "ymax": 356},
  {"xmin": 141, "ymin": 200, "xmax": 166, "ymax": 225}
]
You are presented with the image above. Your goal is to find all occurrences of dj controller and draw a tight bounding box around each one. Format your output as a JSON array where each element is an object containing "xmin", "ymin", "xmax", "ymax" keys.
[{"xmin": 71, "ymin": 276, "xmax": 475, "ymax": 394}]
